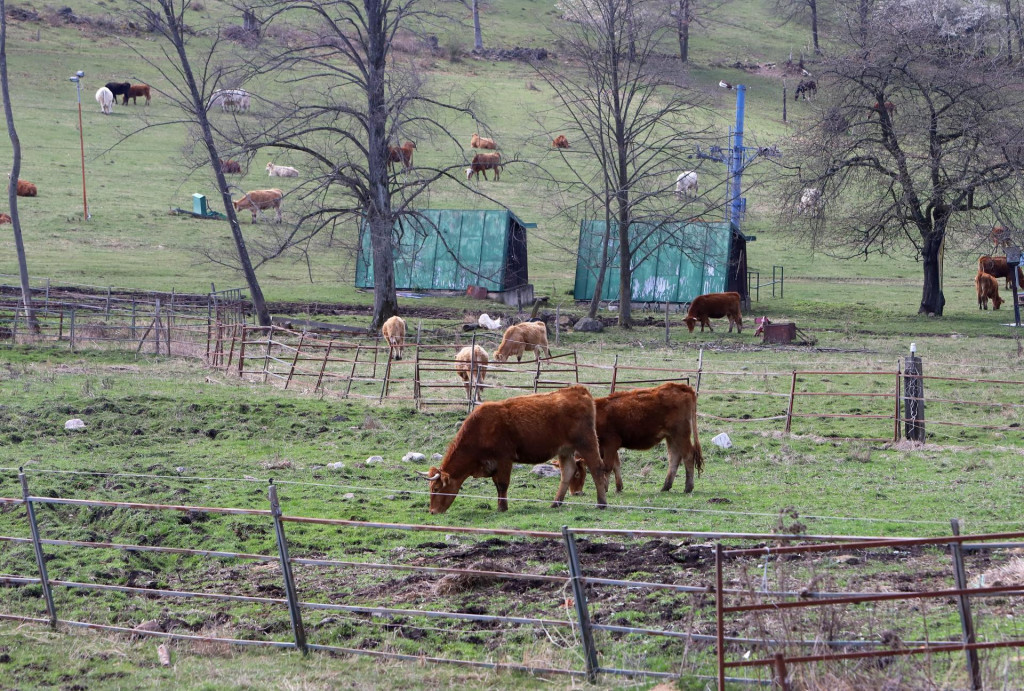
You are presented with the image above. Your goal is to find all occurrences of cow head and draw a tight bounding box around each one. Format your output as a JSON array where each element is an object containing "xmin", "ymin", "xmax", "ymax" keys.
[
  {"xmin": 419, "ymin": 467, "xmax": 465, "ymax": 514},
  {"xmin": 684, "ymin": 317, "xmax": 697, "ymax": 333}
]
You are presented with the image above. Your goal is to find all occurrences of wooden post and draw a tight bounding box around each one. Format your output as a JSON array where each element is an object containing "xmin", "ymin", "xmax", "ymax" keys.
[
  {"xmin": 416, "ymin": 320, "xmax": 422, "ymax": 346},
  {"xmin": 773, "ymin": 653, "xmax": 790, "ymax": 690},
  {"xmin": 555, "ymin": 304, "xmax": 560, "ymax": 346},
  {"xmin": 69, "ymin": 308, "xmax": 76, "ymax": 352},
  {"xmin": 105, "ymin": 286, "xmax": 111, "ymax": 320},
  {"xmin": 785, "ymin": 370, "xmax": 797, "ymax": 433},
  {"xmin": 573, "ymin": 349, "xmax": 579, "ymax": 384},
  {"xmin": 344, "ymin": 345, "xmax": 361, "ymax": 399},
  {"xmin": 237, "ymin": 325, "xmax": 247, "ymax": 376},
  {"xmin": 903, "ymin": 351, "xmax": 925, "ymax": 441},
  {"xmin": 58, "ymin": 309, "xmax": 63, "ymax": 342},
  {"xmin": 131, "ymin": 299, "xmax": 136, "ymax": 339},
  {"xmin": 379, "ymin": 350, "xmax": 393, "ymax": 403},
  {"xmin": 153, "ymin": 298, "xmax": 162, "ymax": 356},
  {"xmin": 782, "ymin": 80, "xmax": 788, "ymax": 123},
  {"xmin": 413, "ymin": 344, "xmax": 421, "ymax": 410},
  {"xmin": 664, "ymin": 300, "xmax": 670, "ymax": 345},
  {"xmin": 894, "ymin": 361, "xmax": 902, "ymax": 442},
  {"xmin": 165, "ymin": 300, "xmax": 173, "ymax": 356},
  {"xmin": 285, "ymin": 333, "xmax": 306, "ymax": 389},
  {"xmin": 610, "ymin": 354, "xmax": 618, "ymax": 394},
  {"xmin": 314, "ymin": 340, "xmax": 333, "ymax": 393},
  {"xmin": 696, "ymin": 348, "xmax": 704, "ymax": 394},
  {"xmin": 263, "ymin": 327, "xmax": 274, "ymax": 383},
  {"xmin": 44, "ymin": 277, "xmax": 49, "ymax": 312},
  {"xmin": 950, "ymin": 519, "xmax": 983, "ymax": 691},
  {"xmin": 226, "ymin": 324, "xmax": 238, "ymax": 370}
]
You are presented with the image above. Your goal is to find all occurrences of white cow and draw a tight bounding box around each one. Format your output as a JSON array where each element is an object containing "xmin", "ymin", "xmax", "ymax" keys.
[
  {"xmin": 675, "ymin": 171, "xmax": 698, "ymax": 199},
  {"xmin": 208, "ymin": 89, "xmax": 251, "ymax": 113},
  {"xmin": 95, "ymin": 87, "xmax": 114, "ymax": 115},
  {"xmin": 266, "ymin": 162, "xmax": 299, "ymax": 177},
  {"xmin": 798, "ymin": 187, "xmax": 822, "ymax": 213}
]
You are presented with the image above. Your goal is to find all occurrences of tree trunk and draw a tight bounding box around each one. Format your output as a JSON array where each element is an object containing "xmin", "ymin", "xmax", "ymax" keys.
[
  {"xmin": 810, "ymin": 0, "xmax": 820, "ymax": 53},
  {"xmin": 0, "ymin": 0, "xmax": 37, "ymax": 333},
  {"xmin": 1006, "ymin": 0, "xmax": 1015, "ymax": 62},
  {"xmin": 472, "ymin": 0, "xmax": 482, "ymax": 51},
  {"xmin": 587, "ymin": 208, "xmax": 613, "ymax": 319},
  {"xmin": 158, "ymin": 0, "xmax": 271, "ymax": 327},
  {"xmin": 918, "ymin": 230, "xmax": 946, "ymax": 316},
  {"xmin": 366, "ymin": 0, "xmax": 399, "ymax": 331},
  {"xmin": 677, "ymin": 0, "xmax": 690, "ymax": 62}
]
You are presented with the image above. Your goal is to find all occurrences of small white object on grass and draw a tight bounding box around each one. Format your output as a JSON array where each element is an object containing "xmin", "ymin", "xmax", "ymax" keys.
[
  {"xmin": 327, "ymin": 462, "xmax": 345, "ymax": 470},
  {"xmin": 402, "ymin": 452, "xmax": 426, "ymax": 463},
  {"xmin": 711, "ymin": 433, "xmax": 732, "ymax": 449},
  {"xmin": 64, "ymin": 419, "xmax": 86, "ymax": 430}
]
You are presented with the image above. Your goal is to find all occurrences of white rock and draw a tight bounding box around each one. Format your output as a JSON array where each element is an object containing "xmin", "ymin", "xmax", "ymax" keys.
[
  {"xmin": 431, "ymin": 453, "xmax": 443, "ymax": 461},
  {"xmin": 343, "ymin": 492, "xmax": 355, "ymax": 499},
  {"xmin": 327, "ymin": 461, "xmax": 345, "ymax": 470},
  {"xmin": 365, "ymin": 455, "xmax": 384, "ymax": 464},
  {"xmin": 175, "ymin": 466, "xmax": 187, "ymax": 474},
  {"xmin": 64, "ymin": 418, "xmax": 86, "ymax": 430},
  {"xmin": 402, "ymin": 452, "xmax": 426, "ymax": 463},
  {"xmin": 711, "ymin": 433, "xmax": 732, "ymax": 449}
]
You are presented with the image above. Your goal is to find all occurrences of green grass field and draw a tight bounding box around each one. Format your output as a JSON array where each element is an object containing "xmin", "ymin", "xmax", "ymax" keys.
[{"xmin": 0, "ymin": 1, "xmax": 1022, "ymax": 688}]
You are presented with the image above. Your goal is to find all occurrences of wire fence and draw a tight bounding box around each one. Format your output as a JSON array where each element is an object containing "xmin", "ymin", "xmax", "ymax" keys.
[
  {"xmin": 216, "ymin": 324, "xmax": 1023, "ymax": 444},
  {"xmin": 1, "ymin": 472, "xmax": 1022, "ymax": 687}
]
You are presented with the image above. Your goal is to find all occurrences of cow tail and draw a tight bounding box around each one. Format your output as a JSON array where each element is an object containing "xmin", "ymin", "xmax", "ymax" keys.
[{"xmin": 692, "ymin": 397, "xmax": 704, "ymax": 475}]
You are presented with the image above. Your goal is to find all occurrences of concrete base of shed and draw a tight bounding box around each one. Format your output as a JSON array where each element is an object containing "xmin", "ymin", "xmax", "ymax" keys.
[{"xmin": 488, "ymin": 284, "xmax": 534, "ymax": 308}]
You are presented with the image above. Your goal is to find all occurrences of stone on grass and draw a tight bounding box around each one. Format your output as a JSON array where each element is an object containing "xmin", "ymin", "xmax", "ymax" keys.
[
  {"xmin": 574, "ymin": 317, "xmax": 603, "ymax": 333},
  {"xmin": 342, "ymin": 492, "xmax": 355, "ymax": 499},
  {"xmin": 532, "ymin": 464, "xmax": 561, "ymax": 478},
  {"xmin": 64, "ymin": 418, "xmax": 86, "ymax": 430},
  {"xmin": 365, "ymin": 455, "xmax": 384, "ymax": 464},
  {"xmin": 432, "ymin": 453, "xmax": 443, "ymax": 461},
  {"xmin": 327, "ymin": 462, "xmax": 345, "ymax": 470},
  {"xmin": 402, "ymin": 452, "xmax": 426, "ymax": 463}
]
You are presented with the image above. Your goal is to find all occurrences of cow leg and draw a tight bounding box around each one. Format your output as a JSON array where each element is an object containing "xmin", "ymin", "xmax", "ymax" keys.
[
  {"xmin": 601, "ymin": 441, "xmax": 623, "ymax": 493},
  {"xmin": 493, "ymin": 465, "xmax": 512, "ymax": 512},
  {"xmin": 574, "ymin": 440, "xmax": 608, "ymax": 509},
  {"xmin": 662, "ymin": 436, "xmax": 696, "ymax": 493},
  {"xmin": 551, "ymin": 452, "xmax": 577, "ymax": 507}
]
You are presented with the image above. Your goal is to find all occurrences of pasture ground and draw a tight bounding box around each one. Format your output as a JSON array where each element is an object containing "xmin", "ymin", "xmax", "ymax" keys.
[{"xmin": 0, "ymin": 0, "xmax": 1022, "ymax": 687}]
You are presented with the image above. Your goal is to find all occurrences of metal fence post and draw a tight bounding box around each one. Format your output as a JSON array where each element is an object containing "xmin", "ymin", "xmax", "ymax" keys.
[
  {"xmin": 19, "ymin": 469, "xmax": 57, "ymax": 628},
  {"xmin": 268, "ymin": 481, "xmax": 307, "ymax": 655},
  {"xmin": 562, "ymin": 526, "xmax": 598, "ymax": 683},
  {"xmin": 716, "ymin": 542, "xmax": 726, "ymax": 691},
  {"xmin": 950, "ymin": 519, "xmax": 983, "ymax": 690}
]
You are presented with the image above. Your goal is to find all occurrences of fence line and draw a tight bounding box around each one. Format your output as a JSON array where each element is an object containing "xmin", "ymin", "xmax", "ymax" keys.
[{"xmin": 3, "ymin": 475, "xmax": 1023, "ymax": 686}]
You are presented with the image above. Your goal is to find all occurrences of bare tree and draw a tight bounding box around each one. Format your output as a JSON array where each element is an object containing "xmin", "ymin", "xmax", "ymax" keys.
[
  {"xmin": 0, "ymin": 0, "xmax": 37, "ymax": 332},
  {"xmin": 773, "ymin": 0, "xmax": 821, "ymax": 53},
  {"xmin": 471, "ymin": 0, "xmax": 482, "ymax": 50},
  {"xmin": 232, "ymin": 0, "xmax": 481, "ymax": 331},
  {"xmin": 669, "ymin": 0, "xmax": 732, "ymax": 63},
  {"xmin": 123, "ymin": 0, "xmax": 272, "ymax": 326},
  {"xmin": 785, "ymin": 0, "xmax": 1023, "ymax": 316},
  {"xmin": 543, "ymin": 0, "xmax": 714, "ymax": 327}
]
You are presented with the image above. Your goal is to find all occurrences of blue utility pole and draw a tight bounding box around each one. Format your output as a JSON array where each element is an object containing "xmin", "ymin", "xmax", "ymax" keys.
[{"xmin": 729, "ymin": 85, "xmax": 746, "ymax": 230}]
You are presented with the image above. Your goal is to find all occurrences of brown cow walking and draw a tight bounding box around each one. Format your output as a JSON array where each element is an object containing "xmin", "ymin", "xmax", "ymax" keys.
[
  {"xmin": 419, "ymin": 385, "xmax": 608, "ymax": 513},
  {"xmin": 684, "ymin": 292, "xmax": 743, "ymax": 333},
  {"xmin": 978, "ymin": 255, "xmax": 1024, "ymax": 290},
  {"xmin": 561, "ymin": 382, "xmax": 704, "ymax": 496}
]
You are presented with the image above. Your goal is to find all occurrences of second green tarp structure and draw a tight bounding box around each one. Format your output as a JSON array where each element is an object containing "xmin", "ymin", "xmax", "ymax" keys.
[
  {"xmin": 355, "ymin": 209, "xmax": 530, "ymax": 293},
  {"xmin": 573, "ymin": 219, "xmax": 746, "ymax": 303}
]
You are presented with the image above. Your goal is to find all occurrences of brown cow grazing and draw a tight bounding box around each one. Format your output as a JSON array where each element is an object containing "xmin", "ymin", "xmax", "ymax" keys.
[
  {"xmin": 124, "ymin": 84, "xmax": 151, "ymax": 105},
  {"xmin": 560, "ymin": 383, "xmax": 704, "ymax": 496},
  {"xmin": 232, "ymin": 189, "xmax": 283, "ymax": 223},
  {"xmin": 991, "ymin": 225, "xmax": 1012, "ymax": 249},
  {"xmin": 454, "ymin": 345, "xmax": 488, "ymax": 402},
  {"xmin": 465, "ymin": 152, "xmax": 502, "ymax": 181},
  {"xmin": 470, "ymin": 132, "xmax": 496, "ymax": 149},
  {"xmin": 387, "ymin": 141, "xmax": 416, "ymax": 171},
  {"xmin": 381, "ymin": 316, "xmax": 406, "ymax": 360},
  {"xmin": 220, "ymin": 159, "xmax": 242, "ymax": 174},
  {"xmin": 552, "ymin": 134, "xmax": 570, "ymax": 148},
  {"xmin": 0, "ymin": 212, "xmax": 11, "ymax": 224},
  {"xmin": 978, "ymin": 255, "xmax": 1024, "ymax": 290},
  {"xmin": 8, "ymin": 174, "xmax": 37, "ymax": 197},
  {"xmin": 975, "ymin": 272, "xmax": 1004, "ymax": 310},
  {"xmin": 684, "ymin": 292, "xmax": 743, "ymax": 333},
  {"xmin": 419, "ymin": 385, "xmax": 608, "ymax": 513},
  {"xmin": 493, "ymin": 321, "xmax": 549, "ymax": 362}
]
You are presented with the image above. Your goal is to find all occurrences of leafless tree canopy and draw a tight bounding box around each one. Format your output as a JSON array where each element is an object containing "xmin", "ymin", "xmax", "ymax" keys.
[
  {"xmin": 543, "ymin": 0, "xmax": 715, "ymax": 326},
  {"xmin": 784, "ymin": 0, "xmax": 1024, "ymax": 316}
]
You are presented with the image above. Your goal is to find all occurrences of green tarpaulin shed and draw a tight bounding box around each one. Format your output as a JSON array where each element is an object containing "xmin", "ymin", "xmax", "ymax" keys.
[
  {"xmin": 355, "ymin": 209, "xmax": 530, "ymax": 294},
  {"xmin": 573, "ymin": 219, "xmax": 747, "ymax": 303}
]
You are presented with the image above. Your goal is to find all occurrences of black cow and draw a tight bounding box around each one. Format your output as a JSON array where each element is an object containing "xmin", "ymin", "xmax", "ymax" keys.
[
  {"xmin": 795, "ymin": 80, "xmax": 817, "ymax": 100},
  {"xmin": 104, "ymin": 82, "xmax": 131, "ymax": 102}
]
